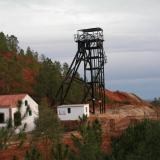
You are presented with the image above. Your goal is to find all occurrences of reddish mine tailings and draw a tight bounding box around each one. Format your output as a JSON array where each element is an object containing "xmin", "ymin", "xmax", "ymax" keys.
[
  {"xmin": 94, "ymin": 89, "xmax": 160, "ymax": 153},
  {"xmin": 105, "ymin": 89, "xmax": 149, "ymax": 108}
]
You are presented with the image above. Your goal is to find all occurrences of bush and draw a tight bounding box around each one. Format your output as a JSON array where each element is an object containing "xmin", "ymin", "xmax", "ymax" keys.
[
  {"xmin": 69, "ymin": 115, "xmax": 105, "ymax": 160},
  {"xmin": 152, "ymin": 97, "xmax": 160, "ymax": 107},
  {"xmin": 25, "ymin": 145, "xmax": 42, "ymax": 160},
  {"xmin": 111, "ymin": 120, "xmax": 160, "ymax": 160},
  {"xmin": 32, "ymin": 100, "xmax": 63, "ymax": 144}
]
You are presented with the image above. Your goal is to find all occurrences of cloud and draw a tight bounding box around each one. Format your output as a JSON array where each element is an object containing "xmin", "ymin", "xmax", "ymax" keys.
[
  {"xmin": 107, "ymin": 77, "xmax": 160, "ymax": 99},
  {"xmin": 0, "ymin": 0, "xmax": 160, "ymax": 99},
  {"xmin": 106, "ymin": 51, "xmax": 160, "ymax": 79}
]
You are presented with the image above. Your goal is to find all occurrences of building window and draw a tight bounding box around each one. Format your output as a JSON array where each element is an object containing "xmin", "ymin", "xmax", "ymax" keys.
[
  {"xmin": 25, "ymin": 100, "xmax": 28, "ymax": 106},
  {"xmin": 68, "ymin": 108, "xmax": 71, "ymax": 114},
  {"xmin": 86, "ymin": 107, "xmax": 88, "ymax": 113},
  {"xmin": 29, "ymin": 110, "xmax": 32, "ymax": 116},
  {"xmin": 14, "ymin": 112, "xmax": 21, "ymax": 126},
  {"xmin": 0, "ymin": 113, "xmax": 5, "ymax": 123}
]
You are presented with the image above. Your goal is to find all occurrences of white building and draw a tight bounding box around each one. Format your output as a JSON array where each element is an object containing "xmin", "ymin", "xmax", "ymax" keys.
[
  {"xmin": 57, "ymin": 104, "xmax": 89, "ymax": 121},
  {"xmin": 0, "ymin": 94, "xmax": 38, "ymax": 132}
]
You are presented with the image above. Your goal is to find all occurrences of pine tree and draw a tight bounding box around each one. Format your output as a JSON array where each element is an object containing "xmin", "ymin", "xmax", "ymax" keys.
[{"xmin": 69, "ymin": 115, "xmax": 105, "ymax": 160}]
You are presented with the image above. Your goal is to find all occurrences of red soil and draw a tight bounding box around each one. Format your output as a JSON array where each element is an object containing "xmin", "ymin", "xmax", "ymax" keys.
[
  {"xmin": 105, "ymin": 89, "xmax": 149, "ymax": 108},
  {"xmin": 0, "ymin": 90, "xmax": 158, "ymax": 159}
]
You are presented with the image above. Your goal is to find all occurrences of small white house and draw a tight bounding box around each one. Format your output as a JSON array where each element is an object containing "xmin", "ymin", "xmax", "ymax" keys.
[
  {"xmin": 57, "ymin": 104, "xmax": 89, "ymax": 121},
  {"xmin": 0, "ymin": 94, "xmax": 38, "ymax": 132}
]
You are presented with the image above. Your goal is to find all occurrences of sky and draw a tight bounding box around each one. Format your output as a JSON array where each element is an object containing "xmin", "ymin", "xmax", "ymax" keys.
[{"xmin": 0, "ymin": 0, "xmax": 160, "ymax": 100}]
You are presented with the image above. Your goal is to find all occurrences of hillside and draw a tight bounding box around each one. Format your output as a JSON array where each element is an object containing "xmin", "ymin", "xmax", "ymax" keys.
[
  {"xmin": 90, "ymin": 89, "xmax": 159, "ymax": 152},
  {"xmin": 105, "ymin": 89, "xmax": 150, "ymax": 108},
  {"xmin": 103, "ymin": 89, "xmax": 157, "ymax": 137},
  {"xmin": 61, "ymin": 90, "xmax": 159, "ymax": 154},
  {"xmin": 1, "ymin": 32, "xmax": 155, "ymax": 109},
  {"xmin": 0, "ymin": 32, "xmax": 84, "ymax": 105}
]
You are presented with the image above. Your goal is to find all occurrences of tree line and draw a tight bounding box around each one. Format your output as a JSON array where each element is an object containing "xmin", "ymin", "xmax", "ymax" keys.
[
  {"xmin": 0, "ymin": 32, "xmax": 84, "ymax": 105},
  {"xmin": 152, "ymin": 97, "xmax": 160, "ymax": 107}
]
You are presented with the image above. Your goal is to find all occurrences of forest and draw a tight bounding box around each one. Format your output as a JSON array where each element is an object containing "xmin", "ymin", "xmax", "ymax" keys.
[{"xmin": 0, "ymin": 32, "xmax": 84, "ymax": 106}]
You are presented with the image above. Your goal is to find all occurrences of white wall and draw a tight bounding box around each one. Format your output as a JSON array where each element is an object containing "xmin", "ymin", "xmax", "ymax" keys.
[
  {"xmin": 57, "ymin": 104, "xmax": 89, "ymax": 121},
  {"xmin": 0, "ymin": 108, "xmax": 10, "ymax": 127},
  {"xmin": 0, "ymin": 95, "xmax": 38, "ymax": 132},
  {"xmin": 20, "ymin": 95, "xmax": 38, "ymax": 132}
]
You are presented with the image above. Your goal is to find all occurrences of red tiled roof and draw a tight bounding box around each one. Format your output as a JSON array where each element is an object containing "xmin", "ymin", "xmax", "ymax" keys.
[{"xmin": 0, "ymin": 94, "xmax": 27, "ymax": 108}]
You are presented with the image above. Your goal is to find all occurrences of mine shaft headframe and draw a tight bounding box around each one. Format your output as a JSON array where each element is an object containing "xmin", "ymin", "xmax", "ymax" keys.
[
  {"xmin": 74, "ymin": 27, "xmax": 104, "ymax": 42},
  {"xmin": 56, "ymin": 27, "xmax": 106, "ymax": 114},
  {"xmin": 74, "ymin": 27, "xmax": 106, "ymax": 114}
]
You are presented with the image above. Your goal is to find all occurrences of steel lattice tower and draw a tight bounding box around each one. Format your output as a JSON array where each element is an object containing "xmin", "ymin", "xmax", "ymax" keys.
[{"xmin": 56, "ymin": 28, "xmax": 107, "ymax": 114}]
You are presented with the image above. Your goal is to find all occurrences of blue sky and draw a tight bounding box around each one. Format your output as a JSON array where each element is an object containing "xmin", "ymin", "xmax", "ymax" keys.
[{"xmin": 0, "ymin": 0, "xmax": 160, "ymax": 99}]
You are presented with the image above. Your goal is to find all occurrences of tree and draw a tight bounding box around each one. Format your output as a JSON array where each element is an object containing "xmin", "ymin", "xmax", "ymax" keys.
[
  {"xmin": 32, "ymin": 100, "xmax": 63, "ymax": 160},
  {"xmin": 51, "ymin": 143, "xmax": 69, "ymax": 160},
  {"xmin": 26, "ymin": 47, "xmax": 38, "ymax": 61},
  {"xmin": 111, "ymin": 120, "xmax": 160, "ymax": 160},
  {"xmin": 26, "ymin": 47, "xmax": 33, "ymax": 56},
  {"xmin": 152, "ymin": 97, "xmax": 160, "ymax": 107},
  {"xmin": 34, "ymin": 57, "xmax": 62, "ymax": 104},
  {"xmin": 0, "ymin": 32, "xmax": 8, "ymax": 53},
  {"xmin": 69, "ymin": 115, "xmax": 105, "ymax": 160},
  {"xmin": 33, "ymin": 99, "xmax": 63, "ymax": 143},
  {"xmin": 62, "ymin": 62, "xmax": 69, "ymax": 76},
  {"xmin": 0, "ymin": 33, "xmax": 19, "ymax": 53},
  {"xmin": 7, "ymin": 35, "xmax": 19, "ymax": 52},
  {"xmin": 24, "ymin": 145, "xmax": 42, "ymax": 160}
]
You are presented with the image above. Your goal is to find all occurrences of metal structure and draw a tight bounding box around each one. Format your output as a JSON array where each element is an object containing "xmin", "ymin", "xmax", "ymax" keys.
[{"xmin": 56, "ymin": 27, "xmax": 107, "ymax": 114}]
